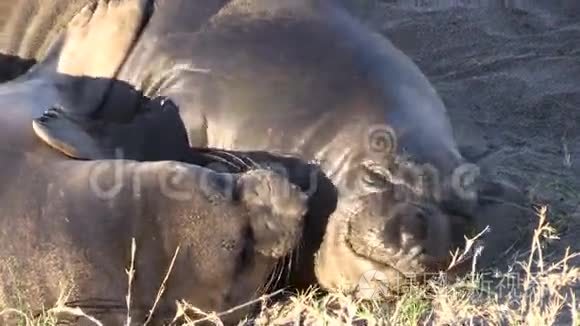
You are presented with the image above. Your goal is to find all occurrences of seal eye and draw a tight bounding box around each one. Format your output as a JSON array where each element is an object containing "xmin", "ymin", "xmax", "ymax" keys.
[{"xmin": 361, "ymin": 165, "xmax": 391, "ymax": 191}]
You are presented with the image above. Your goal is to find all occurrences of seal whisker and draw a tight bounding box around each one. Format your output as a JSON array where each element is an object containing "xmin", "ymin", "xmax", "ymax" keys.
[
  {"xmin": 238, "ymin": 153, "xmax": 261, "ymax": 170},
  {"xmin": 65, "ymin": 298, "xmax": 124, "ymax": 305},
  {"xmin": 262, "ymin": 264, "xmax": 276, "ymax": 292},
  {"xmin": 214, "ymin": 149, "xmax": 257, "ymax": 170},
  {"xmin": 200, "ymin": 152, "xmax": 244, "ymax": 171},
  {"xmin": 241, "ymin": 155, "xmax": 261, "ymax": 170},
  {"xmin": 146, "ymin": 63, "xmax": 211, "ymax": 97},
  {"xmin": 286, "ymin": 251, "xmax": 295, "ymax": 285},
  {"xmin": 273, "ymin": 260, "xmax": 285, "ymax": 290},
  {"xmin": 263, "ymin": 258, "xmax": 285, "ymax": 293}
]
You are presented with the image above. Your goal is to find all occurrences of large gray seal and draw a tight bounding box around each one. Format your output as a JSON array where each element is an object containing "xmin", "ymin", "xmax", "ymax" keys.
[{"xmin": 98, "ymin": 0, "xmax": 483, "ymax": 291}]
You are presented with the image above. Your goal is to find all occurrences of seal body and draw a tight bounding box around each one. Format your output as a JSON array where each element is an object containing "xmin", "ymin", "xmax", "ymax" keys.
[
  {"xmin": 117, "ymin": 0, "xmax": 461, "ymax": 170},
  {"xmin": 0, "ymin": 85, "xmax": 307, "ymax": 324},
  {"xmin": 0, "ymin": 154, "xmax": 307, "ymax": 325},
  {"xmin": 110, "ymin": 0, "xmax": 477, "ymax": 291}
]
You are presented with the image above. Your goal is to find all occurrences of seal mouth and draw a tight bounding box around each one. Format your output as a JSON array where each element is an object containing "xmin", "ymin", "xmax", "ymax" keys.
[
  {"xmin": 344, "ymin": 223, "xmax": 449, "ymax": 276},
  {"xmin": 343, "ymin": 229, "xmax": 413, "ymax": 276},
  {"xmin": 313, "ymin": 198, "xmax": 457, "ymax": 295}
]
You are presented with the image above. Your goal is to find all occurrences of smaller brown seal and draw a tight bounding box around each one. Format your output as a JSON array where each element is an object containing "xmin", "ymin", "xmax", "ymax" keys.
[{"xmin": 0, "ymin": 154, "xmax": 308, "ymax": 325}]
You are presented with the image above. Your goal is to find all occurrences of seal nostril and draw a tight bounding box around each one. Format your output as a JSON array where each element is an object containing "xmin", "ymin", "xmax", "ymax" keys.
[{"xmin": 415, "ymin": 211, "xmax": 426, "ymax": 223}]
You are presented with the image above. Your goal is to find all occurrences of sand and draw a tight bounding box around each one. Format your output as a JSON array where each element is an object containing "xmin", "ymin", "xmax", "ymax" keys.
[{"xmin": 354, "ymin": 1, "xmax": 580, "ymax": 263}]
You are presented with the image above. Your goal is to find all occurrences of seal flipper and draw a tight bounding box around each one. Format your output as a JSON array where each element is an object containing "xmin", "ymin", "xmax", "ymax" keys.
[
  {"xmin": 32, "ymin": 107, "xmax": 107, "ymax": 159},
  {"xmin": 33, "ymin": 97, "xmax": 191, "ymax": 161},
  {"xmin": 237, "ymin": 170, "xmax": 308, "ymax": 259}
]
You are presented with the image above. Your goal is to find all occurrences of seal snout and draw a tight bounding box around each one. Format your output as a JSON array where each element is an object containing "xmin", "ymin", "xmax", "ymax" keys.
[
  {"xmin": 347, "ymin": 197, "xmax": 452, "ymax": 274},
  {"xmin": 391, "ymin": 204, "xmax": 429, "ymax": 246}
]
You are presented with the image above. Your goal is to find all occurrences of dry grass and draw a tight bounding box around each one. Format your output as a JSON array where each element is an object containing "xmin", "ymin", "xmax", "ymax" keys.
[
  {"xmin": 1, "ymin": 206, "xmax": 578, "ymax": 326},
  {"xmin": 248, "ymin": 208, "xmax": 579, "ymax": 326}
]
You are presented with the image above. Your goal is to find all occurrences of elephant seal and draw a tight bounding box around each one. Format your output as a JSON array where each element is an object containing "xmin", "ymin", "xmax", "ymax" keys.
[
  {"xmin": 0, "ymin": 154, "xmax": 308, "ymax": 325},
  {"xmin": 34, "ymin": 0, "xmax": 482, "ymax": 293}
]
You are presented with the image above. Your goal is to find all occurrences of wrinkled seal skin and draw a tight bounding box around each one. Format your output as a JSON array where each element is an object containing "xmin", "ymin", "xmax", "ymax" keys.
[{"xmin": 107, "ymin": 0, "xmax": 479, "ymax": 292}]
